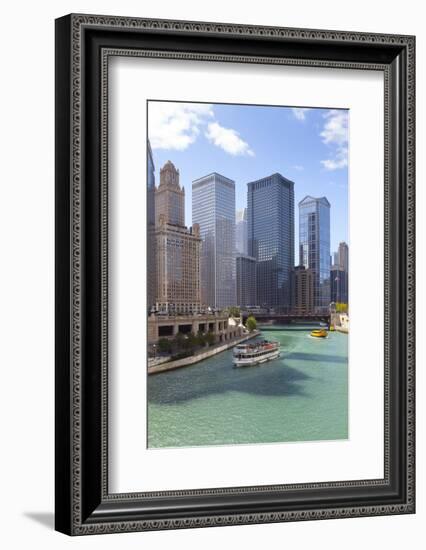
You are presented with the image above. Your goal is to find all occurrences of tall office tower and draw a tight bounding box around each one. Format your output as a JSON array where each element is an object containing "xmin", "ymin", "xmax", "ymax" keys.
[
  {"xmin": 192, "ymin": 173, "xmax": 236, "ymax": 309},
  {"xmin": 331, "ymin": 265, "xmax": 349, "ymax": 304},
  {"xmin": 333, "ymin": 251, "xmax": 339, "ymax": 266},
  {"xmin": 236, "ymin": 208, "xmax": 248, "ymax": 255},
  {"xmin": 247, "ymin": 173, "xmax": 295, "ymax": 311},
  {"xmin": 236, "ymin": 255, "xmax": 257, "ymax": 308},
  {"xmin": 337, "ymin": 241, "xmax": 349, "ymax": 272},
  {"xmin": 292, "ymin": 265, "xmax": 314, "ymax": 314},
  {"xmin": 155, "ymin": 160, "xmax": 185, "ymax": 226},
  {"xmin": 154, "ymin": 161, "xmax": 201, "ymax": 314},
  {"xmin": 147, "ymin": 140, "xmax": 156, "ymax": 313},
  {"xmin": 299, "ymin": 196, "xmax": 331, "ymax": 312}
]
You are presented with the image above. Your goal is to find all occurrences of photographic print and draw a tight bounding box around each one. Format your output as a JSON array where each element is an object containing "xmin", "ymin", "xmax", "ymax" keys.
[
  {"xmin": 55, "ymin": 16, "xmax": 415, "ymax": 534},
  {"xmin": 147, "ymin": 100, "xmax": 350, "ymax": 449}
]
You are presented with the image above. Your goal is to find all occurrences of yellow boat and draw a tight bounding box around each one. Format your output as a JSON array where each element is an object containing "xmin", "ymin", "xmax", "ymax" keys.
[{"xmin": 310, "ymin": 329, "xmax": 328, "ymax": 338}]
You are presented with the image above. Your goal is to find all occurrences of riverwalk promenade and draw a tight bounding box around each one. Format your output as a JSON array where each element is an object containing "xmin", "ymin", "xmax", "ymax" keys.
[{"xmin": 148, "ymin": 330, "xmax": 259, "ymax": 374}]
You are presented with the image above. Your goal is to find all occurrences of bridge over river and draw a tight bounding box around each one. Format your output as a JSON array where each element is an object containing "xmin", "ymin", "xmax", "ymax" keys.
[{"xmin": 241, "ymin": 312, "xmax": 331, "ymax": 327}]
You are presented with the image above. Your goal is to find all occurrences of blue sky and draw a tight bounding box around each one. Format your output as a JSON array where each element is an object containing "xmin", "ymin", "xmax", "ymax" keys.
[{"xmin": 148, "ymin": 101, "xmax": 349, "ymax": 256}]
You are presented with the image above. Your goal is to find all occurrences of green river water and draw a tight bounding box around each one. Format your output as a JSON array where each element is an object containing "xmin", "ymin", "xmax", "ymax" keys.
[{"xmin": 147, "ymin": 325, "xmax": 348, "ymax": 448}]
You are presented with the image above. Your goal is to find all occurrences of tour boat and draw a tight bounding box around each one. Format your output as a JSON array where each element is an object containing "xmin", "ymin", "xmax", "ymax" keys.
[
  {"xmin": 233, "ymin": 340, "xmax": 280, "ymax": 367},
  {"xmin": 310, "ymin": 328, "xmax": 328, "ymax": 338}
]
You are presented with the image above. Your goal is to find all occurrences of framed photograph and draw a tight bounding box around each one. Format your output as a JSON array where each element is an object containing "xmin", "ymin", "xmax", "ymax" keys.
[{"xmin": 55, "ymin": 14, "xmax": 415, "ymax": 535}]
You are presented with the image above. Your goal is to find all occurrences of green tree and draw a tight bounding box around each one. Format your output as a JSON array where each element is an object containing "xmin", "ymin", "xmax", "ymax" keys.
[
  {"xmin": 157, "ymin": 338, "xmax": 172, "ymax": 353},
  {"xmin": 173, "ymin": 332, "xmax": 185, "ymax": 350},
  {"xmin": 246, "ymin": 315, "xmax": 257, "ymax": 332},
  {"xmin": 196, "ymin": 331, "xmax": 206, "ymax": 347},
  {"xmin": 205, "ymin": 331, "xmax": 216, "ymax": 346},
  {"xmin": 186, "ymin": 332, "xmax": 198, "ymax": 350},
  {"xmin": 228, "ymin": 306, "xmax": 240, "ymax": 318}
]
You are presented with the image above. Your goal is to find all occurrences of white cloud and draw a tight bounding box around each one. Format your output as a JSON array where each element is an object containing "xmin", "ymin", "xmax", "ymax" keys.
[
  {"xmin": 292, "ymin": 108, "xmax": 310, "ymax": 121},
  {"xmin": 148, "ymin": 102, "xmax": 214, "ymax": 151},
  {"xmin": 148, "ymin": 102, "xmax": 254, "ymax": 157},
  {"xmin": 321, "ymin": 149, "xmax": 348, "ymax": 170},
  {"xmin": 293, "ymin": 164, "xmax": 304, "ymax": 171},
  {"xmin": 320, "ymin": 110, "xmax": 349, "ymax": 146},
  {"xmin": 205, "ymin": 122, "xmax": 254, "ymax": 157},
  {"xmin": 320, "ymin": 110, "xmax": 349, "ymax": 171}
]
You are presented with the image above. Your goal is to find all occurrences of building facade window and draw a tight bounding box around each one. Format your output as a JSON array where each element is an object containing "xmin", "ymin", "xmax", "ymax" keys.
[
  {"xmin": 154, "ymin": 161, "xmax": 201, "ymax": 314},
  {"xmin": 247, "ymin": 173, "xmax": 294, "ymax": 312},
  {"xmin": 192, "ymin": 173, "xmax": 236, "ymax": 309},
  {"xmin": 298, "ymin": 196, "xmax": 331, "ymax": 312}
]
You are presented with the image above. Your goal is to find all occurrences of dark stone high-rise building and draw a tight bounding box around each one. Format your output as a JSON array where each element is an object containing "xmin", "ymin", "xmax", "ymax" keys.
[
  {"xmin": 331, "ymin": 242, "xmax": 349, "ymax": 305},
  {"xmin": 247, "ymin": 173, "xmax": 295, "ymax": 311},
  {"xmin": 147, "ymin": 140, "xmax": 156, "ymax": 313},
  {"xmin": 298, "ymin": 196, "xmax": 331, "ymax": 312},
  {"xmin": 236, "ymin": 254, "xmax": 257, "ymax": 308},
  {"xmin": 337, "ymin": 241, "xmax": 349, "ymax": 272},
  {"xmin": 292, "ymin": 265, "xmax": 314, "ymax": 314},
  {"xmin": 331, "ymin": 265, "xmax": 348, "ymax": 304}
]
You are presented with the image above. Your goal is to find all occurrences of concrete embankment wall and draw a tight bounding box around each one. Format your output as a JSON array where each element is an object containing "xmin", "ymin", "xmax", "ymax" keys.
[{"xmin": 148, "ymin": 331, "xmax": 259, "ymax": 374}]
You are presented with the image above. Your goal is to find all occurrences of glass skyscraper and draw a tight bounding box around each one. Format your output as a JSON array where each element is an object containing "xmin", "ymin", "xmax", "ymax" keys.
[
  {"xmin": 192, "ymin": 173, "xmax": 236, "ymax": 309},
  {"xmin": 247, "ymin": 173, "xmax": 294, "ymax": 311},
  {"xmin": 235, "ymin": 208, "xmax": 248, "ymax": 255},
  {"xmin": 298, "ymin": 196, "xmax": 331, "ymax": 312}
]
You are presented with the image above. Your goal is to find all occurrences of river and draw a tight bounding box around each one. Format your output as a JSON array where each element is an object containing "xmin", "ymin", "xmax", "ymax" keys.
[{"xmin": 147, "ymin": 325, "xmax": 348, "ymax": 448}]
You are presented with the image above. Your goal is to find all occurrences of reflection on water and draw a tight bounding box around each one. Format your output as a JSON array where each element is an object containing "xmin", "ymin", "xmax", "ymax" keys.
[{"xmin": 147, "ymin": 325, "xmax": 348, "ymax": 448}]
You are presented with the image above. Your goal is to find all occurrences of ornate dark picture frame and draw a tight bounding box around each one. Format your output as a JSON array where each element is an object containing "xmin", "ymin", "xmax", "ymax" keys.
[{"xmin": 55, "ymin": 14, "xmax": 415, "ymax": 535}]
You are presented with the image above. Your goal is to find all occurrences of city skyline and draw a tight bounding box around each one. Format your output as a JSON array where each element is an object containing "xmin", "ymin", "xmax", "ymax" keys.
[
  {"xmin": 149, "ymin": 155, "xmax": 349, "ymax": 312},
  {"xmin": 148, "ymin": 100, "xmax": 349, "ymax": 255}
]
